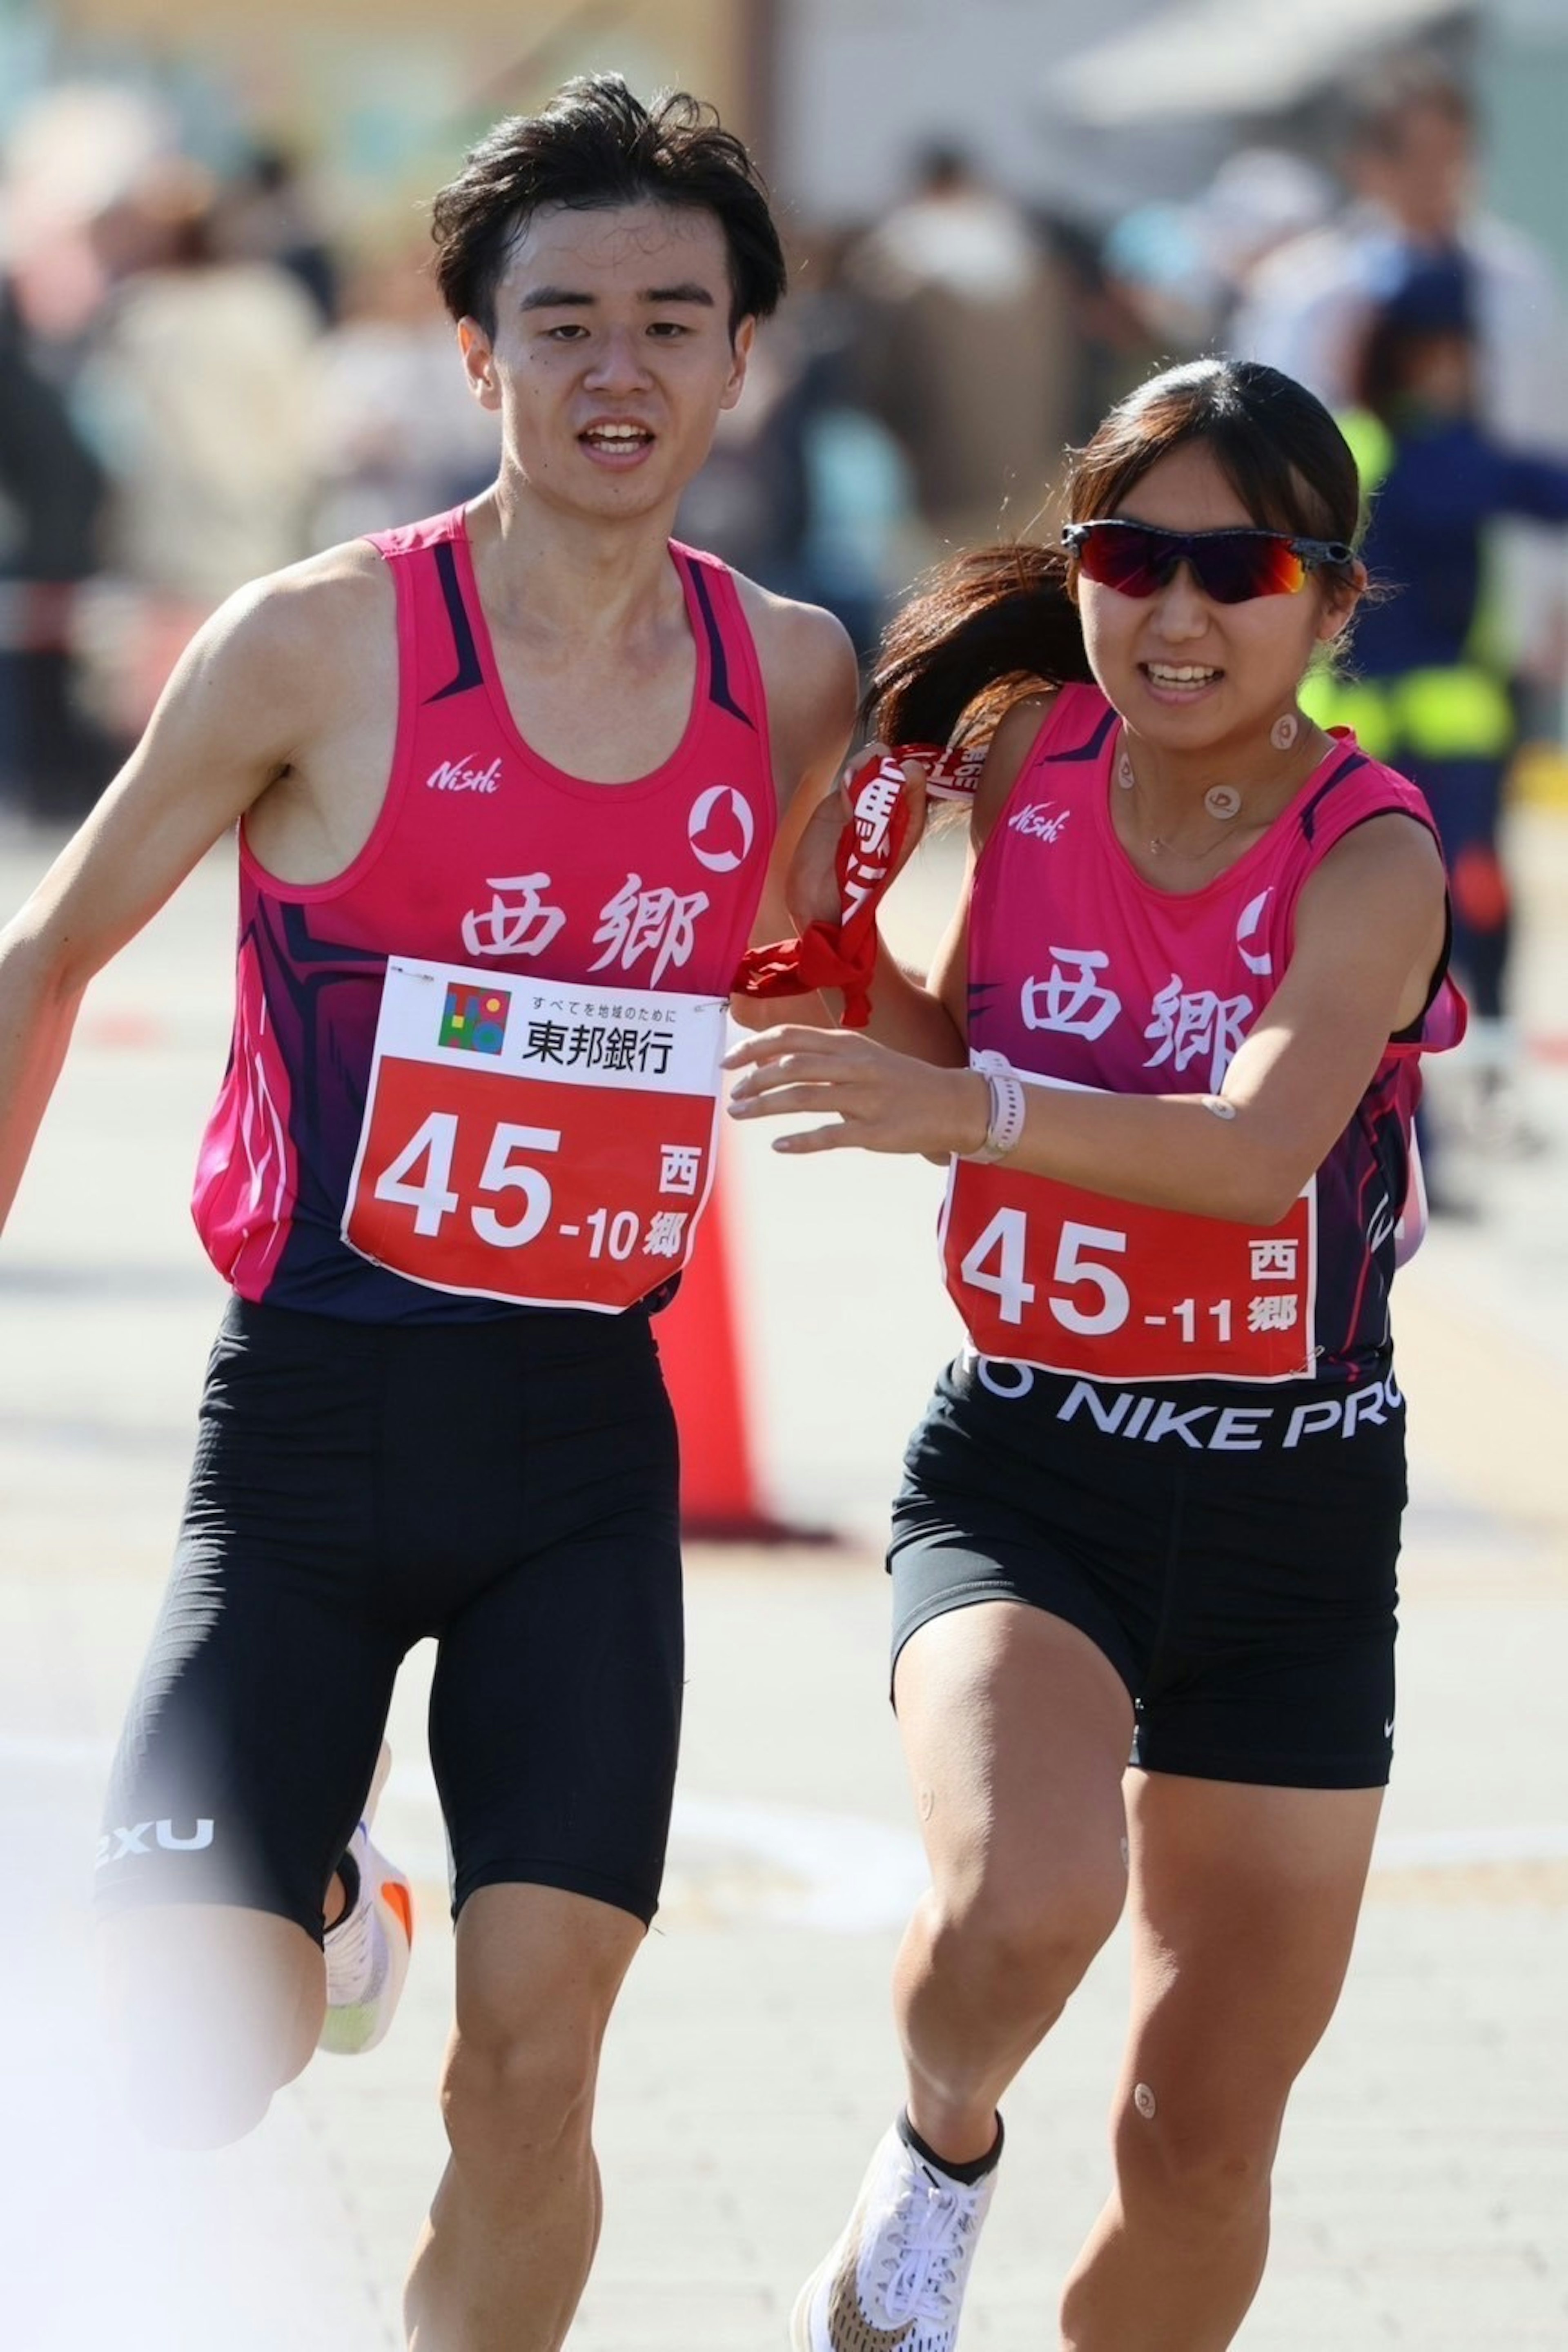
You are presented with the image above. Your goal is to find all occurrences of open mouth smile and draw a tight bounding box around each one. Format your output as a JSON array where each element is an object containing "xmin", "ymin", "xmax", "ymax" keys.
[
  {"xmin": 578, "ymin": 419, "xmax": 657, "ymax": 466},
  {"xmin": 1140, "ymin": 662, "xmax": 1224, "ymax": 699}
]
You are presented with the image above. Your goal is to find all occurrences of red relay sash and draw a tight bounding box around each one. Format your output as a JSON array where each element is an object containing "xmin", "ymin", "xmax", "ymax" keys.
[
  {"xmin": 344, "ymin": 958, "xmax": 726, "ymax": 1311},
  {"xmin": 733, "ymin": 747, "xmax": 913, "ymax": 1025},
  {"xmin": 941, "ymin": 1074, "xmax": 1317, "ymax": 1384},
  {"xmin": 731, "ymin": 742, "xmax": 982, "ymax": 1023}
]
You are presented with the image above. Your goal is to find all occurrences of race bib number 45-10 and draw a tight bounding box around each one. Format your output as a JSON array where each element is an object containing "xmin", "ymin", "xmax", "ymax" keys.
[
  {"xmin": 344, "ymin": 959, "xmax": 726, "ymax": 1311},
  {"xmin": 941, "ymin": 1076, "xmax": 1317, "ymax": 1383}
]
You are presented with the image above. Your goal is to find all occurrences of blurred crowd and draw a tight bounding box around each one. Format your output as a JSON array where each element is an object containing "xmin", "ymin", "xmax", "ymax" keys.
[
  {"xmin": 0, "ymin": 85, "xmax": 499, "ymax": 826},
  {"xmin": 2, "ymin": 51, "xmax": 1564, "ymax": 1193}
]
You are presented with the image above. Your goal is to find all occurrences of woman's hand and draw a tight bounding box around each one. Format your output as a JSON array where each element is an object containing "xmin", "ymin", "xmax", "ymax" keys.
[
  {"xmin": 725, "ymin": 1024, "xmax": 989, "ymax": 1157},
  {"xmin": 784, "ymin": 746, "xmax": 930, "ymax": 932}
]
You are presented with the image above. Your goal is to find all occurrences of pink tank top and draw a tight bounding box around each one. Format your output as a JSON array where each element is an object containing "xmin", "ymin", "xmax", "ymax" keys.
[
  {"xmin": 192, "ymin": 508, "xmax": 777, "ymax": 1320},
  {"xmin": 965, "ymin": 684, "xmax": 1465, "ymax": 1383}
]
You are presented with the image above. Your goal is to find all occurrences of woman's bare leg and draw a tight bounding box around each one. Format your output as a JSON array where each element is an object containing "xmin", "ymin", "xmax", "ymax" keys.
[{"xmin": 1060, "ymin": 1771, "xmax": 1383, "ymax": 2351}]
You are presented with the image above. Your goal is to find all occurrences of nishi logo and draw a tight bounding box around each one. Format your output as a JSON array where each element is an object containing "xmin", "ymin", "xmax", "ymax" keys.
[
  {"xmin": 427, "ymin": 755, "xmax": 502, "ymax": 795},
  {"xmin": 1008, "ymin": 801, "xmax": 1072, "ymax": 845},
  {"xmin": 687, "ymin": 784, "xmax": 755, "ymax": 873}
]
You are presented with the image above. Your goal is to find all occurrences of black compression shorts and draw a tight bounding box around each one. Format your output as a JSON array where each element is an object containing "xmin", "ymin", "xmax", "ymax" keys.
[
  {"xmin": 889, "ymin": 1352, "xmax": 1406, "ymax": 1791},
  {"xmin": 96, "ymin": 1295, "xmax": 683, "ymax": 1936}
]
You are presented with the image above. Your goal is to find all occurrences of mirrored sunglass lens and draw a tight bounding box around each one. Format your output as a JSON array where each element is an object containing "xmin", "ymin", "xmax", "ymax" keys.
[
  {"xmin": 1079, "ymin": 527, "xmax": 1168, "ymax": 592},
  {"xmin": 1192, "ymin": 538, "xmax": 1306, "ymax": 601}
]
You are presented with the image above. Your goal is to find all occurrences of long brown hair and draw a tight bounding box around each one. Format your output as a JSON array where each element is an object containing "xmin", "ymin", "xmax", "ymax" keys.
[{"xmin": 868, "ymin": 358, "xmax": 1362, "ymax": 747}]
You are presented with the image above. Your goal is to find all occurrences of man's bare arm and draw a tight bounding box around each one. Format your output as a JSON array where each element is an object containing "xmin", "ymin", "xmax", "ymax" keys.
[
  {"xmin": 0, "ymin": 563, "xmax": 370, "ymax": 1229},
  {"xmin": 732, "ymin": 585, "xmax": 967, "ymax": 1060},
  {"xmin": 728, "ymin": 588, "xmax": 860, "ymax": 1032}
]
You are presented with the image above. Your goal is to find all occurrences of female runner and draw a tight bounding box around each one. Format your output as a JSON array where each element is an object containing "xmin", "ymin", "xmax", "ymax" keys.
[{"xmin": 727, "ymin": 357, "xmax": 1464, "ymax": 2352}]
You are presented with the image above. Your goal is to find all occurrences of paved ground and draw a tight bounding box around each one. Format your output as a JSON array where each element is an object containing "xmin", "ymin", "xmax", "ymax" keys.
[{"xmin": 2, "ymin": 804, "xmax": 1566, "ymax": 2350}]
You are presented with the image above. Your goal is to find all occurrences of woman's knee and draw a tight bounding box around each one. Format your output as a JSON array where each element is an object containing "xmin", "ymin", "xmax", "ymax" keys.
[
  {"xmin": 926, "ymin": 1852, "xmax": 1126, "ymax": 2019},
  {"xmin": 1112, "ymin": 2078, "xmax": 1281, "ymax": 2241}
]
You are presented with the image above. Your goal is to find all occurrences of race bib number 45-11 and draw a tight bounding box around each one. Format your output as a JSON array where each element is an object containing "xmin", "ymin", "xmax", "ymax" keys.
[
  {"xmin": 941, "ymin": 1077, "xmax": 1317, "ymax": 1383},
  {"xmin": 344, "ymin": 959, "xmax": 726, "ymax": 1311}
]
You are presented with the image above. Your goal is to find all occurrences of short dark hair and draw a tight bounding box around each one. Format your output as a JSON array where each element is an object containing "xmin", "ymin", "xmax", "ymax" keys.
[{"xmin": 430, "ymin": 74, "xmax": 788, "ymax": 339}]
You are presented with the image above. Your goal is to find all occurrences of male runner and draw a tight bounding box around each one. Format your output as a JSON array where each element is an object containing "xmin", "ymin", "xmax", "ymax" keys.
[{"xmin": 0, "ymin": 76, "xmax": 856, "ymax": 2351}]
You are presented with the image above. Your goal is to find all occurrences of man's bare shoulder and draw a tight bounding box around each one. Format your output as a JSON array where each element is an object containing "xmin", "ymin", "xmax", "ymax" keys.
[
  {"xmin": 205, "ymin": 539, "xmax": 392, "ymax": 684},
  {"xmin": 154, "ymin": 541, "xmax": 396, "ymax": 784},
  {"xmin": 730, "ymin": 571, "xmax": 860, "ymax": 715}
]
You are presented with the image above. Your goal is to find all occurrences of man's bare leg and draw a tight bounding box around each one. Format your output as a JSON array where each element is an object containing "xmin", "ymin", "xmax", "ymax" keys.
[
  {"xmin": 102, "ymin": 1904, "xmax": 325, "ymax": 2149},
  {"xmin": 404, "ymin": 1882, "xmax": 644, "ymax": 2352}
]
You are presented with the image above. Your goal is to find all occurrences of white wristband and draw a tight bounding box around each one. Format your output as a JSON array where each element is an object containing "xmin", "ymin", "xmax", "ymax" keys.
[{"xmin": 967, "ymin": 1051, "xmax": 1027, "ymax": 1164}]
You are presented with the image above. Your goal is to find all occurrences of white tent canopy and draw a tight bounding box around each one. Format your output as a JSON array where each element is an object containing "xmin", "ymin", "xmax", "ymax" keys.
[{"xmin": 1044, "ymin": 0, "xmax": 1470, "ymax": 124}]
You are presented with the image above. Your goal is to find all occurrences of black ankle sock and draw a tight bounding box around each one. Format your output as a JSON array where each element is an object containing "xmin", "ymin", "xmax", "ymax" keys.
[
  {"xmin": 898, "ymin": 2107, "xmax": 1004, "ymax": 2186},
  {"xmin": 327, "ymin": 1849, "xmax": 360, "ymax": 1930}
]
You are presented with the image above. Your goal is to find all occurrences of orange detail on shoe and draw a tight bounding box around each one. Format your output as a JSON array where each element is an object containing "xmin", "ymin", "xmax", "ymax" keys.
[{"xmin": 381, "ymin": 1880, "xmax": 414, "ymax": 1944}]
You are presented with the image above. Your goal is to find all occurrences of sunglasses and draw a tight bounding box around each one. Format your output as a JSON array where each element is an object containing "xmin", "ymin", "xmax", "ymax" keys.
[{"xmin": 1062, "ymin": 519, "xmax": 1354, "ymax": 604}]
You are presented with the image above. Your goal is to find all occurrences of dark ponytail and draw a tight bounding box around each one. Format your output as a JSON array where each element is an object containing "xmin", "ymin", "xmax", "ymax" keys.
[{"xmin": 866, "ymin": 542, "xmax": 1093, "ymax": 746}]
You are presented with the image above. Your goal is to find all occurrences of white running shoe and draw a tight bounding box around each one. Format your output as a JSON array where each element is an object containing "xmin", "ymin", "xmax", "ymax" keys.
[
  {"xmin": 791, "ymin": 2120, "xmax": 999, "ymax": 2351},
  {"xmin": 318, "ymin": 1744, "xmax": 413, "ymax": 2057}
]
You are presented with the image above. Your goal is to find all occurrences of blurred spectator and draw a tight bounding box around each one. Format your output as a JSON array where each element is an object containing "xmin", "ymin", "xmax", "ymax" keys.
[
  {"xmin": 677, "ymin": 321, "xmax": 813, "ymax": 584},
  {"xmin": 844, "ymin": 143, "xmax": 1077, "ymax": 552},
  {"xmin": 1232, "ymin": 55, "xmax": 1568, "ymax": 703},
  {"xmin": 73, "ymin": 157, "xmax": 323, "ymax": 731},
  {"xmin": 1048, "ymin": 216, "xmax": 1168, "ymax": 442},
  {"xmin": 0, "ymin": 281, "xmax": 111, "ymax": 820},
  {"xmin": 1108, "ymin": 149, "xmax": 1334, "ymax": 359},
  {"xmin": 1303, "ymin": 254, "xmax": 1568, "ymax": 1174},
  {"xmin": 0, "ymin": 83, "xmax": 174, "ymax": 349},
  {"xmin": 216, "ymin": 141, "xmax": 341, "ymax": 328},
  {"xmin": 1192, "ymin": 150, "xmax": 1337, "ymax": 343},
  {"xmin": 311, "ymin": 241, "xmax": 498, "ymax": 549},
  {"xmin": 679, "ymin": 239, "xmax": 917, "ymax": 661}
]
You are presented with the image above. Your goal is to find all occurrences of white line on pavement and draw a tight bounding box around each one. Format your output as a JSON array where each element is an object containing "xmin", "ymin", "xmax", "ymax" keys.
[{"xmin": 10, "ymin": 1733, "xmax": 1567, "ymax": 1929}]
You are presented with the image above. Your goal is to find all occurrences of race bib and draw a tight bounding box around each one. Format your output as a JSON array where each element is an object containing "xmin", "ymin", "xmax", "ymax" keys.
[
  {"xmin": 941, "ymin": 1075, "xmax": 1317, "ymax": 1383},
  {"xmin": 344, "ymin": 959, "xmax": 726, "ymax": 1311}
]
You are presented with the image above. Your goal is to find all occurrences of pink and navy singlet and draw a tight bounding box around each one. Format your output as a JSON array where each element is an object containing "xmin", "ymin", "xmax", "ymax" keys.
[
  {"xmin": 963, "ymin": 683, "xmax": 1466, "ymax": 1387},
  {"xmin": 191, "ymin": 508, "xmax": 776, "ymax": 1321}
]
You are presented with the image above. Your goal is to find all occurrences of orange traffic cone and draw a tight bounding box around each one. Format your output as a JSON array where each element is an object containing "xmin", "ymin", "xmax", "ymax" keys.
[{"xmin": 656, "ymin": 1150, "xmax": 824, "ymax": 1541}]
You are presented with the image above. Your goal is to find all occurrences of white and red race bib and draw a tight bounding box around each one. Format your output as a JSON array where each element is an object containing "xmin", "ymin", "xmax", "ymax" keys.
[
  {"xmin": 941, "ymin": 1074, "xmax": 1317, "ymax": 1383},
  {"xmin": 344, "ymin": 958, "xmax": 726, "ymax": 1311}
]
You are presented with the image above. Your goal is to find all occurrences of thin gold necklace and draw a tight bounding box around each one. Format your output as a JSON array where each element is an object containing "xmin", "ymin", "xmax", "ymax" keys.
[{"xmin": 1116, "ymin": 728, "xmax": 1315, "ymax": 860}]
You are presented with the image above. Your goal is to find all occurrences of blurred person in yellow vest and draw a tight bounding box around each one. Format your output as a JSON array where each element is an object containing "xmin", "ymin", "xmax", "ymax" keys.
[
  {"xmin": 1303, "ymin": 254, "xmax": 1568, "ymax": 1170},
  {"xmin": 844, "ymin": 143, "xmax": 1076, "ymax": 552},
  {"xmin": 1233, "ymin": 57, "xmax": 1568, "ymax": 715}
]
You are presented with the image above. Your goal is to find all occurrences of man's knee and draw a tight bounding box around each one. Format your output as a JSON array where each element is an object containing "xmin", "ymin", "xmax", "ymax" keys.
[
  {"xmin": 443, "ymin": 1883, "xmax": 642, "ymax": 2177},
  {"xmin": 441, "ymin": 2016, "xmax": 603, "ymax": 2180},
  {"xmin": 103, "ymin": 1905, "xmax": 323, "ymax": 2149},
  {"xmin": 120, "ymin": 2036, "xmax": 290, "ymax": 2150}
]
